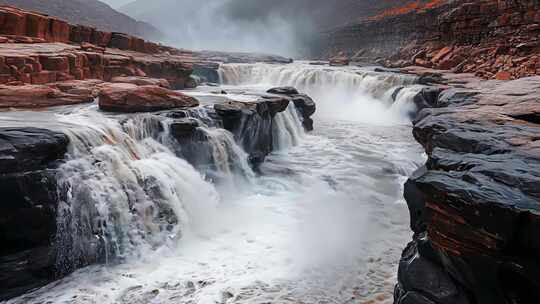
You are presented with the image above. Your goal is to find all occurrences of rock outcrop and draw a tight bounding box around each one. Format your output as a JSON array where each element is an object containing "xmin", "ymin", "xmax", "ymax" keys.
[
  {"xmin": 323, "ymin": 0, "xmax": 540, "ymax": 80},
  {"xmin": 98, "ymin": 83, "xmax": 199, "ymax": 112},
  {"xmin": 267, "ymin": 86, "xmax": 316, "ymax": 131},
  {"xmin": 0, "ymin": 83, "xmax": 94, "ymax": 108},
  {"xmin": 214, "ymin": 95, "xmax": 289, "ymax": 164},
  {"xmin": 394, "ymin": 72, "xmax": 540, "ymax": 304},
  {"xmin": 0, "ymin": 0, "xmax": 161, "ymax": 39},
  {"xmin": 0, "ymin": 127, "xmax": 69, "ymax": 300}
]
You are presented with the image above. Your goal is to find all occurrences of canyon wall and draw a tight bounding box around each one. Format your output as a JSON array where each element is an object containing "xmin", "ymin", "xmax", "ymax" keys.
[
  {"xmin": 322, "ymin": 0, "xmax": 540, "ymax": 79},
  {"xmin": 394, "ymin": 72, "xmax": 540, "ymax": 304},
  {"xmin": 0, "ymin": 0, "xmax": 161, "ymax": 39}
]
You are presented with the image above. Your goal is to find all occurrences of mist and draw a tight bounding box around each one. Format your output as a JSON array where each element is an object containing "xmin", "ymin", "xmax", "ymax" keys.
[{"xmin": 120, "ymin": 0, "xmax": 320, "ymax": 57}]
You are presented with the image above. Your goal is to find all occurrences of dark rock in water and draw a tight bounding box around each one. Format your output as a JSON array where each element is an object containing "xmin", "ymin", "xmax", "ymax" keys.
[
  {"xmin": 391, "ymin": 86, "xmax": 405, "ymax": 102},
  {"xmin": 169, "ymin": 118, "xmax": 200, "ymax": 139},
  {"xmin": 0, "ymin": 128, "xmax": 68, "ymax": 301},
  {"xmin": 396, "ymin": 241, "xmax": 470, "ymax": 304},
  {"xmin": 412, "ymin": 87, "xmax": 443, "ymax": 112},
  {"xmin": 214, "ymin": 100, "xmax": 275, "ymax": 165},
  {"xmin": 291, "ymin": 94, "xmax": 316, "ymax": 131},
  {"xmin": 267, "ymin": 87, "xmax": 299, "ymax": 95},
  {"xmin": 395, "ymin": 76, "xmax": 540, "ymax": 304},
  {"xmin": 0, "ymin": 128, "xmax": 69, "ymax": 174},
  {"xmin": 266, "ymin": 87, "xmax": 317, "ymax": 131},
  {"xmin": 262, "ymin": 96, "xmax": 290, "ymax": 115},
  {"xmin": 193, "ymin": 63, "xmax": 220, "ymax": 84}
]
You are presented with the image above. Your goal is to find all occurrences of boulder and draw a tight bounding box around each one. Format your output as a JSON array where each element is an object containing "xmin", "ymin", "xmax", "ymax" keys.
[
  {"xmin": 267, "ymin": 87, "xmax": 317, "ymax": 131},
  {"xmin": 267, "ymin": 86, "xmax": 299, "ymax": 95},
  {"xmin": 110, "ymin": 76, "xmax": 170, "ymax": 88},
  {"xmin": 98, "ymin": 83, "xmax": 199, "ymax": 112},
  {"xmin": 215, "ymin": 99, "xmax": 274, "ymax": 164}
]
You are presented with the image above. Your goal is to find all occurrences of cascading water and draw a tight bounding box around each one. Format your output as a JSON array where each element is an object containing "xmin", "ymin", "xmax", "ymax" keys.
[
  {"xmin": 53, "ymin": 109, "xmax": 225, "ymax": 275},
  {"xmin": 7, "ymin": 62, "xmax": 426, "ymax": 304},
  {"xmin": 272, "ymin": 104, "xmax": 305, "ymax": 150},
  {"xmin": 219, "ymin": 62, "xmax": 420, "ymax": 124}
]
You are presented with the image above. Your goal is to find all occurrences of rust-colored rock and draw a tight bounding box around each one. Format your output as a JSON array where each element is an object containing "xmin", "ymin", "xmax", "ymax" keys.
[
  {"xmin": 324, "ymin": 0, "xmax": 540, "ymax": 80},
  {"xmin": 111, "ymin": 76, "xmax": 170, "ymax": 88},
  {"xmin": 0, "ymin": 84, "xmax": 93, "ymax": 108},
  {"xmin": 0, "ymin": 6, "xmax": 161, "ymax": 54},
  {"xmin": 98, "ymin": 83, "xmax": 199, "ymax": 112},
  {"xmin": 495, "ymin": 71, "xmax": 512, "ymax": 80}
]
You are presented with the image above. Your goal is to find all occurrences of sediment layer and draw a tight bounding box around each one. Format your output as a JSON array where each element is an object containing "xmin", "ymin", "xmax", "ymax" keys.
[{"xmin": 323, "ymin": 0, "xmax": 540, "ymax": 80}]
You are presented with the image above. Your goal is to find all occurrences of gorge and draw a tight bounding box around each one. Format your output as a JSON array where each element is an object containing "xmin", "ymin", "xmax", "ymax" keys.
[{"xmin": 0, "ymin": 2, "xmax": 539, "ymax": 304}]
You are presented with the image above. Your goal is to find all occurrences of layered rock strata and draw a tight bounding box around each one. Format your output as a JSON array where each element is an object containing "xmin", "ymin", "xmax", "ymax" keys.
[
  {"xmin": 323, "ymin": 0, "xmax": 540, "ymax": 80},
  {"xmin": 394, "ymin": 70, "xmax": 540, "ymax": 304}
]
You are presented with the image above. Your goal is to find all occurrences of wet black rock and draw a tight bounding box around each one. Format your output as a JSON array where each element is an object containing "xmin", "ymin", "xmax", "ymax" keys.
[
  {"xmin": 267, "ymin": 87, "xmax": 317, "ymax": 131},
  {"xmin": 0, "ymin": 128, "xmax": 69, "ymax": 174},
  {"xmin": 214, "ymin": 99, "xmax": 279, "ymax": 165},
  {"xmin": 267, "ymin": 86, "xmax": 299, "ymax": 95},
  {"xmin": 395, "ymin": 77, "xmax": 540, "ymax": 304},
  {"xmin": 169, "ymin": 118, "xmax": 200, "ymax": 139},
  {"xmin": 0, "ymin": 128, "xmax": 69, "ymax": 301}
]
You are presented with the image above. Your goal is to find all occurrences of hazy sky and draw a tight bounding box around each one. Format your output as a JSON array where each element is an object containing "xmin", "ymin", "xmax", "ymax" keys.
[{"xmin": 100, "ymin": 0, "xmax": 133, "ymax": 8}]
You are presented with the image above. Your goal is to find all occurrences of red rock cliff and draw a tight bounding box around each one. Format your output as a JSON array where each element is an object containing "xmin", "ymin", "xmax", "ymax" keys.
[{"xmin": 322, "ymin": 0, "xmax": 540, "ymax": 80}]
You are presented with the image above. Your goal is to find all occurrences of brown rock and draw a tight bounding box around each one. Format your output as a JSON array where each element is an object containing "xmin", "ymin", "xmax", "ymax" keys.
[
  {"xmin": 0, "ymin": 84, "xmax": 93, "ymax": 108},
  {"xmin": 111, "ymin": 76, "xmax": 170, "ymax": 88},
  {"xmin": 98, "ymin": 83, "xmax": 199, "ymax": 112},
  {"xmin": 495, "ymin": 71, "xmax": 512, "ymax": 80},
  {"xmin": 329, "ymin": 56, "xmax": 350, "ymax": 66},
  {"xmin": 432, "ymin": 46, "xmax": 453, "ymax": 63},
  {"xmin": 39, "ymin": 56, "xmax": 69, "ymax": 71},
  {"xmin": 31, "ymin": 71, "xmax": 57, "ymax": 84}
]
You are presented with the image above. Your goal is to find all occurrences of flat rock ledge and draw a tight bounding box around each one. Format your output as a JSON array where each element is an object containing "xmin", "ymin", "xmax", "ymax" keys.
[
  {"xmin": 394, "ymin": 72, "xmax": 540, "ymax": 304},
  {"xmin": 98, "ymin": 83, "xmax": 199, "ymax": 112}
]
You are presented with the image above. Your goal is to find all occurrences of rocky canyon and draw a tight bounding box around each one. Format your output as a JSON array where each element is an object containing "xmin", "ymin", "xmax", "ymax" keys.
[{"xmin": 0, "ymin": 1, "xmax": 538, "ymax": 304}]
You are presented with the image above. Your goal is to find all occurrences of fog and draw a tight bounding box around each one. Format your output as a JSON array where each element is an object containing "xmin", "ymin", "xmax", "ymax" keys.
[{"xmin": 119, "ymin": 0, "xmax": 323, "ymax": 57}]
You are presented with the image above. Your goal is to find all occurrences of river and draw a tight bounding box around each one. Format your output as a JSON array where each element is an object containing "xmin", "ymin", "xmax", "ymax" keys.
[{"xmin": 6, "ymin": 62, "xmax": 426, "ymax": 304}]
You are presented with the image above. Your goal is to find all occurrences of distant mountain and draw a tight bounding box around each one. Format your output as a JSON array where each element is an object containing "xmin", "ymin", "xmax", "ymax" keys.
[{"xmin": 0, "ymin": 0, "xmax": 162, "ymax": 40}]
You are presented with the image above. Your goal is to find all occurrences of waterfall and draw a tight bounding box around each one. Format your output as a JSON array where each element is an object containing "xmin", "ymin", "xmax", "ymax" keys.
[
  {"xmin": 272, "ymin": 103, "xmax": 305, "ymax": 150},
  {"xmin": 218, "ymin": 62, "xmax": 417, "ymax": 100},
  {"xmin": 219, "ymin": 62, "xmax": 421, "ymax": 124},
  {"xmin": 52, "ymin": 107, "xmax": 253, "ymax": 273}
]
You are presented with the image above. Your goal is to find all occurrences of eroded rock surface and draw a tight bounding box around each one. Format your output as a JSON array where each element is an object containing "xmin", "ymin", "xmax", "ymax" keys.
[{"xmin": 395, "ymin": 74, "xmax": 540, "ymax": 304}]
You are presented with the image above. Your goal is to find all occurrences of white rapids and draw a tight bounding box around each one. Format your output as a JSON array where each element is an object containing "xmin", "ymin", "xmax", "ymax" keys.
[{"xmin": 6, "ymin": 62, "xmax": 426, "ymax": 304}]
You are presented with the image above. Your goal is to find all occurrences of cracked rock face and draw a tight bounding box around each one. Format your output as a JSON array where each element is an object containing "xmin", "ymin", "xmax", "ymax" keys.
[{"xmin": 395, "ymin": 76, "xmax": 540, "ymax": 304}]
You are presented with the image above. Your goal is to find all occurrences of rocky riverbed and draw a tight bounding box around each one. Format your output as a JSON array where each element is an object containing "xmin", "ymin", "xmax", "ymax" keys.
[{"xmin": 0, "ymin": 3, "xmax": 539, "ymax": 304}]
